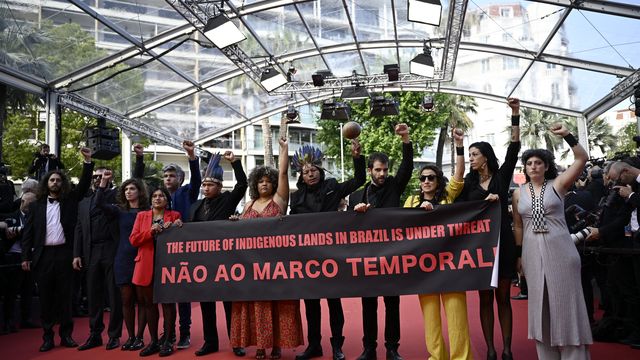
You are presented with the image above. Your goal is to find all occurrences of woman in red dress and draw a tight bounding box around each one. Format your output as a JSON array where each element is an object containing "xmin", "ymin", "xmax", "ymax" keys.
[
  {"xmin": 230, "ymin": 137, "xmax": 304, "ymax": 359},
  {"xmin": 130, "ymin": 187, "xmax": 182, "ymax": 357}
]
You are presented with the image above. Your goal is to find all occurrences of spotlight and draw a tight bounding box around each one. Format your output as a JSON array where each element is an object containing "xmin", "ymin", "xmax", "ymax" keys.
[
  {"xmin": 341, "ymin": 85, "xmax": 370, "ymax": 101},
  {"xmin": 284, "ymin": 105, "xmax": 300, "ymax": 124},
  {"xmin": 286, "ymin": 66, "xmax": 297, "ymax": 82},
  {"xmin": 312, "ymin": 70, "xmax": 333, "ymax": 87},
  {"xmin": 408, "ymin": 0, "xmax": 443, "ymax": 26},
  {"xmin": 260, "ymin": 67, "xmax": 287, "ymax": 92},
  {"xmin": 421, "ymin": 95, "xmax": 435, "ymax": 111},
  {"xmin": 383, "ymin": 64, "xmax": 400, "ymax": 82},
  {"xmin": 370, "ymin": 96, "xmax": 399, "ymax": 117},
  {"xmin": 410, "ymin": 44, "xmax": 435, "ymax": 78},
  {"xmin": 203, "ymin": 13, "xmax": 246, "ymax": 49},
  {"xmin": 320, "ymin": 100, "xmax": 351, "ymax": 120}
]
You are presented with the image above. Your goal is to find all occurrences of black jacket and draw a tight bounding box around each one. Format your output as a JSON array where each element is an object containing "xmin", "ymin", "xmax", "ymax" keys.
[
  {"xmin": 21, "ymin": 162, "xmax": 94, "ymax": 269},
  {"xmin": 349, "ymin": 142, "xmax": 413, "ymax": 209},
  {"xmin": 290, "ymin": 155, "xmax": 366, "ymax": 214},
  {"xmin": 29, "ymin": 154, "xmax": 64, "ymax": 180},
  {"xmin": 187, "ymin": 160, "xmax": 248, "ymax": 222}
]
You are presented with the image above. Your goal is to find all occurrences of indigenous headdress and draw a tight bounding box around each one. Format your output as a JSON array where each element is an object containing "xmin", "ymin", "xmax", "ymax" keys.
[
  {"xmin": 202, "ymin": 152, "xmax": 224, "ymax": 184},
  {"xmin": 292, "ymin": 145, "xmax": 324, "ymax": 172}
]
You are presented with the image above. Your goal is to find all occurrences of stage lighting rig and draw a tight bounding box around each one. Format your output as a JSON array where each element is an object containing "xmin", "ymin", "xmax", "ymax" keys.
[
  {"xmin": 370, "ymin": 96, "xmax": 400, "ymax": 117},
  {"xmin": 320, "ymin": 100, "xmax": 351, "ymax": 120},
  {"xmin": 421, "ymin": 95, "xmax": 435, "ymax": 111}
]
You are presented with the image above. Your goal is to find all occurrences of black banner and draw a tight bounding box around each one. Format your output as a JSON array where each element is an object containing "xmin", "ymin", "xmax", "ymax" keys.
[{"xmin": 154, "ymin": 200, "xmax": 500, "ymax": 303}]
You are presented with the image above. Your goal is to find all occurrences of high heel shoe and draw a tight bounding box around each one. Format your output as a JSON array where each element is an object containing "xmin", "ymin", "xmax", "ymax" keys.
[
  {"xmin": 256, "ymin": 349, "xmax": 267, "ymax": 360},
  {"xmin": 502, "ymin": 352, "xmax": 513, "ymax": 360},
  {"xmin": 270, "ymin": 347, "xmax": 282, "ymax": 360},
  {"xmin": 486, "ymin": 351, "xmax": 497, "ymax": 360}
]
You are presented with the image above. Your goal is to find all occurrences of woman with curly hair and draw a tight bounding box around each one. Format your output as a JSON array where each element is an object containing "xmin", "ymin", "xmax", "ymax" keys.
[
  {"xmin": 511, "ymin": 125, "xmax": 591, "ymax": 359},
  {"xmin": 404, "ymin": 129, "xmax": 472, "ymax": 360},
  {"xmin": 95, "ymin": 170, "xmax": 149, "ymax": 351},
  {"xmin": 457, "ymin": 98, "xmax": 521, "ymax": 360},
  {"xmin": 230, "ymin": 136, "xmax": 304, "ymax": 359}
]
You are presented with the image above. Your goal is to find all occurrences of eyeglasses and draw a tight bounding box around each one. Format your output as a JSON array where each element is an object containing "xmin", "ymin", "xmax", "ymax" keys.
[
  {"xmin": 92, "ymin": 175, "xmax": 102, "ymax": 180},
  {"xmin": 420, "ymin": 174, "xmax": 437, "ymax": 182}
]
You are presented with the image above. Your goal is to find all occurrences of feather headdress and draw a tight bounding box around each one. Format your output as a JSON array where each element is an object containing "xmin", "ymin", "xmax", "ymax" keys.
[
  {"xmin": 292, "ymin": 145, "xmax": 324, "ymax": 172},
  {"xmin": 202, "ymin": 152, "xmax": 224, "ymax": 183}
]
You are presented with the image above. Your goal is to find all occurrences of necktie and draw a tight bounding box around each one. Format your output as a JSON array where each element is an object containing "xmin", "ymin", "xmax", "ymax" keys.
[{"xmin": 48, "ymin": 197, "xmax": 58, "ymax": 204}]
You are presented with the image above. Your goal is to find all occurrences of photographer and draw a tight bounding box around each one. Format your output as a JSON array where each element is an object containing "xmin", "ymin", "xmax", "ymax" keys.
[
  {"xmin": 0, "ymin": 165, "xmax": 16, "ymax": 213},
  {"xmin": 29, "ymin": 144, "xmax": 64, "ymax": 181},
  {"xmin": 599, "ymin": 161, "xmax": 640, "ymax": 348}
]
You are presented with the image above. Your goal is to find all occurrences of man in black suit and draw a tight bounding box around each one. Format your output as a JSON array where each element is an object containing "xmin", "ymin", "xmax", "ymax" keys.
[
  {"xmin": 29, "ymin": 143, "xmax": 65, "ymax": 181},
  {"xmin": 21, "ymin": 147, "xmax": 94, "ymax": 352},
  {"xmin": 188, "ymin": 151, "xmax": 247, "ymax": 357},
  {"xmin": 349, "ymin": 124, "xmax": 413, "ymax": 360},
  {"xmin": 72, "ymin": 166, "xmax": 123, "ymax": 351}
]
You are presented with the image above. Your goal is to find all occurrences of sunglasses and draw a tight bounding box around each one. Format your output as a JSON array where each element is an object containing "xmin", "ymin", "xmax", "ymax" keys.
[
  {"xmin": 92, "ymin": 175, "xmax": 102, "ymax": 180},
  {"xmin": 420, "ymin": 174, "xmax": 437, "ymax": 182}
]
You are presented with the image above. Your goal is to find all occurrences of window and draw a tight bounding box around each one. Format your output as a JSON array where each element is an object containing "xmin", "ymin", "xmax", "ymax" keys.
[
  {"xmin": 500, "ymin": 7, "xmax": 513, "ymax": 17},
  {"xmin": 551, "ymin": 83, "xmax": 560, "ymax": 102},
  {"xmin": 481, "ymin": 59, "xmax": 490, "ymax": 72},
  {"xmin": 502, "ymin": 57, "xmax": 518, "ymax": 70},
  {"xmin": 484, "ymin": 84, "xmax": 492, "ymax": 93}
]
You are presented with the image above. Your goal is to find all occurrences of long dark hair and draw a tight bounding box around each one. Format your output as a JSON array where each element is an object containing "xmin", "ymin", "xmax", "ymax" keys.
[
  {"xmin": 248, "ymin": 166, "xmax": 278, "ymax": 200},
  {"xmin": 418, "ymin": 164, "xmax": 448, "ymax": 204},
  {"xmin": 37, "ymin": 170, "xmax": 71, "ymax": 201},
  {"xmin": 521, "ymin": 149, "xmax": 558, "ymax": 182},
  {"xmin": 465, "ymin": 141, "xmax": 500, "ymax": 185},
  {"xmin": 118, "ymin": 178, "xmax": 149, "ymax": 210}
]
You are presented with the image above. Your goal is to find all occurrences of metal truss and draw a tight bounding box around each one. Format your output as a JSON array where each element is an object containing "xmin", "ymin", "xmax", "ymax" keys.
[
  {"xmin": 584, "ymin": 68, "xmax": 640, "ymax": 120},
  {"xmin": 440, "ymin": 0, "xmax": 469, "ymax": 81},
  {"xmin": 271, "ymin": 72, "xmax": 442, "ymax": 95},
  {"xmin": 58, "ymin": 93, "xmax": 186, "ymax": 151},
  {"xmin": 528, "ymin": 0, "xmax": 640, "ymax": 20}
]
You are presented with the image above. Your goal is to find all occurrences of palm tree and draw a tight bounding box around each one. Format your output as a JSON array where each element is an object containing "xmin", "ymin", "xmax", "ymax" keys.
[
  {"xmin": 564, "ymin": 117, "xmax": 615, "ymax": 158},
  {"xmin": 0, "ymin": 13, "xmax": 50, "ymax": 162},
  {"xmin": 508, "ymin": 108, "xmax": 563, "ymax": 152},
  {"xmin": 435, "ymin": 94, "xmax": 477, "ymax": 170}
]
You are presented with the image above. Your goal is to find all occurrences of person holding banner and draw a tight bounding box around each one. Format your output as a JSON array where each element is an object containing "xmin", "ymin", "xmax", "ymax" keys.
[
  {"xmin": 457, "ymin": 98, "xmax": 521, "ymax": 360},
  {"xmin": 129, "ymin": 188, "xmax": 183, "ymax": 357},
  {"xmin": 511, "ymin": 125, "xmax": 591, "ymax": 359},
  {"xmin": 94, "ymin": 168, "xmax": 149, "ymax": 352},
  {"xmin": 349, "ymin": 123, "xmax": 413, "ymax": 360},
  {"xmin": 230, "ymin": 136, "xmax": 304, "ymax": 360},
  {"xmin": 289, "ymin": 140, "xmax": 365, "ymax": 360},
  {"xmin": 187, "ymin": 151, "xmax": 248, "ymax": 357},
  {"xmin": 403, "ymin": 128, "xmax": 472, "ymax": 360}
]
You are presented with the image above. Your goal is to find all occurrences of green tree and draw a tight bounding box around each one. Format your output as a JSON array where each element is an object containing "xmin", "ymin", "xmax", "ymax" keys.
[
  {"xmin": 564, "ymin": 117, "xmax": 615, "ymax": 157},
  {"xmin": 434, "ymin": 94, "xmax": 477, "ymax": 170},
  {"xmin": 506, "ymin": 108, "xmax": 563, "ymax": 152},
  {"xmin": 609, "ymin": 122, "xmax": 637, "ymax": 159}
]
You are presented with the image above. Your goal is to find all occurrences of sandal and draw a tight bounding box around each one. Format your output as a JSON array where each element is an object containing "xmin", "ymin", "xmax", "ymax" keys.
[
  {"xmin": 270, "ymin": 347, "xmax": 281, "ymax": 360},
  {"xmin": 256, "ymin": 349, "xmax": 266, "ymax": 360}
]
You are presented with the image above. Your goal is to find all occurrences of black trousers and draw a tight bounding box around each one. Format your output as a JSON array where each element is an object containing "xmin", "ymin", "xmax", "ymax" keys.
[
  {"xmin": 36, "ymin": 246, "xmax": 74, "ymax": 340},
  {"xmin": 304, "ymin": 298, "xmax": 344, "ymax": 346},
  {"xmin": 361, "ymin": 296, "xmax": 400, "ymax": 350},
  {"xmin": 200, "ymin": 301, "xmax": 232, "ymax": 346},
  {"xmin": 2, "ymin": 252, "xmax": 34, "ymax": 325},
  {"xmin": 86, "ymin": 243, "xmax": 123, "ymax": 338},
  {"xmin": 178, "ymin": 302, "xmax": 191, "ymax": 335}
]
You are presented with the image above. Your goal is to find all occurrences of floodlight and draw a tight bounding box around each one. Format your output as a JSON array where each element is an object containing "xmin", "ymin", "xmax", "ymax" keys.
[
  {"xmin": 341, "ymin": 85, "xmax": 370, "ymax": 101},
  {"xmin": 421, "ymin": 95, "xmax": 435, "ymax": 111},
  {"xmin": 284, "ymin": 105, "xmax": 300, "ymax": 124},
  {"xmin": 203, "ymin": 13, "xmax": 246, "ymax": 49},
  {"xmin": 320, "ymin": 100, "xmax": 351, "ymax": 120},
  {"xmin": 286, "ymin": 66, "xmax": 297, "ymax": 82},
  {"xmin": 408, "ymin": 0, "xmax": 443, "ymax": 26},
  {"xmin": 370, "ymin": 96, "xmax": 399, "ymax": 116},
  {"xmin": 312, "ymin": 70, "xmax": 333, "ymax": 87},
  {"xmin": 383, "ymin": 64, "xmax": 400, "ymax": 81},
  {"xmin": 410, "ymin": 45, "xmax": 435, "ymax": 78},
  {"xmin": 260, "ymin": 67, "xmax": 287, "ymax": 92}
]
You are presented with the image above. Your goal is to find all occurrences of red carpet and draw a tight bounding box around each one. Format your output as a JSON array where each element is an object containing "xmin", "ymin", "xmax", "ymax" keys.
[{"xmin": 0, "ymin": 291, "xmax": 635, "ymax": 359}]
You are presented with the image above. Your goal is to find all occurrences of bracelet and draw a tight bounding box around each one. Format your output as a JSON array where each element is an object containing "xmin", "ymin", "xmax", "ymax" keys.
[
  {"xmin": 515, "ymin": 245, "xmax": 522, "ymax": 257},
  {"xmin": 456, "ymin": 146, "xmax": 464, "ymax": 156},
  {"xmin": 511, "ymin": 115, "xmax": 520, "ymax": 126},
  {"xmin": 563, "ymin": 133, "xmax": 578, "ymax": 147}
]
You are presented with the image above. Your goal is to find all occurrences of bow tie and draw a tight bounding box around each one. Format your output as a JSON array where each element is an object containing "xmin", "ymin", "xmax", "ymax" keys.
[{"xmin": 48, "ymin": 197, "xmax": 59, "ymax": 204}]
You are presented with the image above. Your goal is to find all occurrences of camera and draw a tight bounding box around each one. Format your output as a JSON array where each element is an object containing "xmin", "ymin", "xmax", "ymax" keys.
[
  {"xmin": 571, "ymin": 228, "xmax": 592, "ymax": 244},
  {"xmin": 565, "ymin": 204, "xmax": 600, "ymax": 244}
]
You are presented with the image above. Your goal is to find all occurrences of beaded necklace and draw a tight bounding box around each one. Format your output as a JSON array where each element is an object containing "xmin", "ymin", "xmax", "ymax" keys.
[{"xmin": 528, "ymin": 180, "xmax": 549, "ymax": 233}]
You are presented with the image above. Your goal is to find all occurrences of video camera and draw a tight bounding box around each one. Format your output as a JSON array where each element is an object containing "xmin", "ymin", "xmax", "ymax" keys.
[{"xmin": 565, "ymin": 204, "xmax": 600, "ymax": 243}]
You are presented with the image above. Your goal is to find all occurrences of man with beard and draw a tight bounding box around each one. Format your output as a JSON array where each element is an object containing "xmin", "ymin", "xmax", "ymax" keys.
[
  {"xmin": 21, "ymin": 147, "xmax": 94, "ymax": 352},
  {"xmin": 290, "ymin": 140, "xmax": 365, "ymax": 360},
  {"xmin": 349, "ymin": 124, "xmax": 413, "ymax": 360},
  {"xmin": 187, "ymin": 151, "xmax": 247, "ymax": 357}
]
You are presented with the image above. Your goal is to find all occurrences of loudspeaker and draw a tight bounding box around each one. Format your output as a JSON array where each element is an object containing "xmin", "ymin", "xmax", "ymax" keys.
[{"xmin": 86, "ymin": 126, "xmax": 121, "ymax": 160}]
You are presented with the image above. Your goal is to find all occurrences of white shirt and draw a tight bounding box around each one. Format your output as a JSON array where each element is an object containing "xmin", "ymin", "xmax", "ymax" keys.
[
  {"xmin": 631, "ymin": 175, "xmax": 640, "ymax": 232},
  {"xmin": 45, "ymin": 199, "xmax": 66, "ymax": 246}
]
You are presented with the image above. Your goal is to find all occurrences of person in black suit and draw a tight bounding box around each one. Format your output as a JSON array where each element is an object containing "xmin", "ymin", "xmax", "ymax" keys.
[
  {"xmin": 348, "ymin": 124, "xmax": 413, "ymax": 360},
  {"xmin": 29, "ymin": 143, "xmax": 65, "ymax": 181},
  {"xmin": 21, "ymin": 147, "xmax": 94, "ymax": 352},
  {"xmin": 1, "ymin": 191, "xmax": 37, "ymax": 333},
  {"xmin": 72, "ymin": 166, "xmax": 123, "ymax": 351},
  {"xmin": 188, "ymin": 151, "xmax": 247, "ymax": 357}
]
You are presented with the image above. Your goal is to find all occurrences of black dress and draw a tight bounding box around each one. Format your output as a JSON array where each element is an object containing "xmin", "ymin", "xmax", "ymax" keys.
[{"xmin": 459, "ymin": 141, "xmax": 520, "ymax": 279}]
